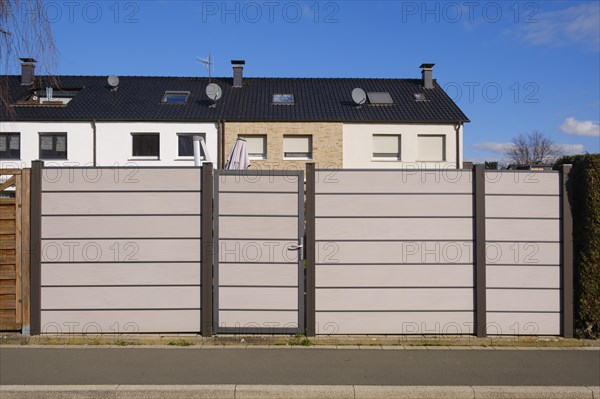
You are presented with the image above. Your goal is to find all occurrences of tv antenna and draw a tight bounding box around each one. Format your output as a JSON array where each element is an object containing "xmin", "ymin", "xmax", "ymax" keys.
[{"xmin": 197, "ymin": 54, "xmax": 213, "ymax": 83}]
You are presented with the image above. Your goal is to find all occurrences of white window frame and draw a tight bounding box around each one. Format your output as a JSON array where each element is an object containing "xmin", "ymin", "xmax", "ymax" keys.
[
  {"xmin": 283, "ymin": 135, "xmax": 312, "ymax": 160},
  {"xmin": 417, "ymin": 135, "xmax": 446, "ymax": 162},
  {"xmin": 39, "ymin": 132, "xmax": 68, "ymax": 160},
  {"xmin": 176, "ymin": 133, "xmax": 206, "ymax": 161},
  {"xmin": 372, "ymin": 134, "xmax": 401, "ymax": 161},
  {"xmin": 239, "ymin": 135, "xmax": 267, "ymax": 160},
  {"xmin": 130, "ymin": 132, "xmax": 160, "ymax": 160}
]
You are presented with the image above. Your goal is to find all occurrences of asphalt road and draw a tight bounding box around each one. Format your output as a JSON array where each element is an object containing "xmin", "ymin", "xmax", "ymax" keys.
[{"xmin": 1, "ymin": 348, "xmax": 598, "ymax": 386}]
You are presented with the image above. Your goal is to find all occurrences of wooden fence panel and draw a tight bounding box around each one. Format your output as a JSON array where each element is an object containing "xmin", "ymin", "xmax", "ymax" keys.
[{"xmin": 0, "ymin": 169, "xmax": 30, "ymax": 332}]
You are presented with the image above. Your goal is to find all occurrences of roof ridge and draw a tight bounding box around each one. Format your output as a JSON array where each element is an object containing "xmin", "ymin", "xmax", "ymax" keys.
[{"xmin": 2, "ymin": 74, "xmax": 422, "ymax": 81}]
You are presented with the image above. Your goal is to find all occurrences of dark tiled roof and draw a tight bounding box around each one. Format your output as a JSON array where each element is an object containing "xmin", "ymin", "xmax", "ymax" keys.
[{"xmin": 1, "ymin": 75, "xmax": 469, "ymax": 123}]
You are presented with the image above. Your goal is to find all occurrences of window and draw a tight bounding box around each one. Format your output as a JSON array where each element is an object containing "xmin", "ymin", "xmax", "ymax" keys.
[
  {"xmin": 283, "ymin": 135, "xmax": 312, "ymax": 159},
  {"xmin": 0, "ymin": 133, "xmax": 20, "ymax": 160},
  {"xmin": 39, "ymin": 133, "xmax": 67, "ymax": 159},
  {"xmin": 418, "ymin": 135, "xmax": 446, "ymax": 161},
  {"xmin": 239, "ymin": 135, "xmax": 267, "ymax": 160},
  {"xmin": 178, "ymin": 133, "xmax": 206, "ymax": 158},
  {"xmin": 32, "ymin": 87, "xmax": 81, "ymax": 105},
  {"xmin": 132, "ymin": 133, "xmax": 160, "ymax": 158},
  {"xmin": 372, "ymin": 134, "xmax": 401, "ymax": 160},
  {"xmin": 272, "ymin": 94, "xmax": 294, "ymax": 104},
  {"xmin": 162, "ymin": 91, "xmax": 190, "ymax": 104}
]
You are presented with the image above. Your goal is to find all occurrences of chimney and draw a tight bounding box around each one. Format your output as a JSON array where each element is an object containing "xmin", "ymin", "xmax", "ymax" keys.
[
  {"xmin": 420, "ymin": 63, "xmax": 435, "ymax": 89},
  {"xmin": 20, "ymin": 57, "xmax": 37, "ymax": 86},
  {"xmin": 231, "ymin": 60, "xmax": 245, "ymax": 88}
]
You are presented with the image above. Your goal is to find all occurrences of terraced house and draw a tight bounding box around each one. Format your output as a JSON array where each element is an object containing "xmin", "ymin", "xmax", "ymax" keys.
[{"xmin": 1, "ymin": 59, "xmax": 469, "ymax": 169}]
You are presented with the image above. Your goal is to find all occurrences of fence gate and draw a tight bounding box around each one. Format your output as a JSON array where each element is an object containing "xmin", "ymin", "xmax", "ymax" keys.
[{"xmin": 214, "ymin": 170, "xmax": 304, "ymax": 334}]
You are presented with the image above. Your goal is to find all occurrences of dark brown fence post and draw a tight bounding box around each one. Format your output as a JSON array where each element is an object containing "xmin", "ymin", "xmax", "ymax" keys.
[
  {"xmin": 29, "ymin": 161, "xmax": 43, "ymax": 336},
  {"xmin": 305, "ymin": 163, "xmax": 316, "ymax": 337},
  {"xmin": 560, "ymin": 164, "xmax": 574, "ymax": 338},
  {"xmin": 473, "ymin": 164, "xmax": 487, "ymax": 337},
  {"xmin": 201, "ymin": 163, "xmax": 214, "ymax": 337}
]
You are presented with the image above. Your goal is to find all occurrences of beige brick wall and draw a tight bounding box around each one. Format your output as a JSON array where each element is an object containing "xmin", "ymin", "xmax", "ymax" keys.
[{"xmin": 224, "ymin": 122, "xmax": 343, "ymax": 170}]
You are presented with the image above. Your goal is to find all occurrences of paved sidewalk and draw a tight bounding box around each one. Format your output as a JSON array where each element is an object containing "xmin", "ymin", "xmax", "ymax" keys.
[
  {"xmin": 1, "ymin": 347, "xmax": 598, "ymax": 386},
  {"xmin": 2, "ymin": 335, "xmax": 598, "ymax": 398}
]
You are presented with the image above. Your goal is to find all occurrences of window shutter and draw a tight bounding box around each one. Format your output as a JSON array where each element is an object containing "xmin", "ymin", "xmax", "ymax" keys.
[{"xmin": 418, "ymin": 135, "xmax": 445, "ymax": 161}]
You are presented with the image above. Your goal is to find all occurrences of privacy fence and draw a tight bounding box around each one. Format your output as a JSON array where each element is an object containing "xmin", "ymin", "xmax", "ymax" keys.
[{"xmin": 25, "ymin": 161, "xmax": 573, "ymax": 337}]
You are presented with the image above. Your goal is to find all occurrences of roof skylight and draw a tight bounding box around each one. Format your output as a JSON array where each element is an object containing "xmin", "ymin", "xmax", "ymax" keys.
[
  {"xmin": 272, "ymin": 94, "xmax": 294, "ymax": 104},
  {"xmin": 162, "ymin": 91, "xmax": 190, "ymax": 104}
]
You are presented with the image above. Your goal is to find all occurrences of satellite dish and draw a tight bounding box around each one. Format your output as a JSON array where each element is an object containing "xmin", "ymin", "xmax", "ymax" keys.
[
  {"xmin": 206, "ymin": 83, "xmax": 222, "ymax": 101},
  {"xmin": 107, "ymin": 75, "xmax": 120, "ymax": 87},
  {"xmin": 352, "ymin": 88, "xmax": 367, "ymax": 105}
]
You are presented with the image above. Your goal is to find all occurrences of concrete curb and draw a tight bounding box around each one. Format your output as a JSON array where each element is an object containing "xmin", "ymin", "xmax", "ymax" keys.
[{"xmin": 1, "ymin": 385, "xmax": 599, "ymax": 399}]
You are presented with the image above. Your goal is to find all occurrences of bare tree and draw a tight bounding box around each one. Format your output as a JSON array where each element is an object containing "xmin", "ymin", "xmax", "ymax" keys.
[
  {"xmin": 505, "ymin": 130, "xmax": 561, "ymax": 165},
  {"xmin": 1, "ymin": 0, "xmax": 57, "ymax": 114}
]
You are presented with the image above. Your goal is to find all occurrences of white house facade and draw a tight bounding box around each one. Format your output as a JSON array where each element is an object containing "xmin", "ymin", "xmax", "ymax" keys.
[
  {"xmin": 343, "ymin": 123, "xmax": 464, "ymax": 169},
  {"xmin": 0, "ymin": 121, "xmax": 218, "ymax": 169}
]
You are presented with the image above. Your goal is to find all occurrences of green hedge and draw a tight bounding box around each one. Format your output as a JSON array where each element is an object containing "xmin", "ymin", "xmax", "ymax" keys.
[{"xmin": 555, "ymin": 154, "xmax": 600, "ymax": 338}]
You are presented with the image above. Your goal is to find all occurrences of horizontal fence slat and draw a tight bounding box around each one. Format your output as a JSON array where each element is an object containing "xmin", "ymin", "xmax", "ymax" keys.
[
  {"xmin": 219, "ymin": 193, "xmax": 297, "ymax": 216},
  {"xmin": 485, "ymin": 172, "xmax": 559, "ymax": 195},
  {"xmin": 486, "ymin": 219, "xmax": 560, "ymax": 242},
  {"xmin": 486, "ymin": 196, "xmax": 559, "ymax": 219},
  {"xmin": 316, "ymin": 265, "xmax": 473, "ymax": 287},
  {"xmin": 219, "ymin": 216, "xmax": 297, "ymax": 240},
  {"xmin": 41, "ymin": 239, "xmax": 201, "ymax": 263},
  {"xmin": 315, "ymin": 312, "xmax": 475, "ymax": 335},
  {"xmin": 219, "ymin": 264, "xmax": 298, "ymax": 286},
  {"xmin": 316, "ymin": 194, "xmax": 473, "ymax": 217},
  {"xmin": 42, "ymin": 192, "xmax": 201, "ymax": 215},
  {"xmin": 316, "ymin": 170, "xmax": 473, "ymax": 194},
  {"xmin": 316, "ymin": 288, "xmax": 474, "ymax": 311},
  {"xmin": 42, "ymin": 216, "xmax": 201, "ymax": 239},
  {"xmin": 42, "ymin": 168, "xmax": 201, "ymax": 192},
  {"xmin": 40, "ymin": 310, "xmax": 201, "ymax": 333},
  {"xmin": 219, "ymin": 240, "xmax": 298, "ymax": 263},
  {"xmin": 42, "ymin": 286, "xmax": 201, "ymax": 310},
  {"xmin": 487, "ymin": 289, "xmax": 560, "ymax": 312},
  {"xmin": 218, "ymin": 175, "xmax": 299, "ymax": 193},
  {"xmin": 41, "ymin": 263, "xmax": 201, "ymax": 286},
  {"xmin": 219, "ymin": 287, "xmax": 298, "ymax": 310},
  {"xmin": 485, "ymin": 242, "xmax": 560, "ymax": 265},
  {"xmin": 316, "ymin": 218, "xmax": 473, "ymax": 241},
  {"xmin": 218, "ymin": 311, "xmax": 299, "ymax": 329},
  {"xmin": 317, "ymin": 241, "xmax": 474, "ymax": 264},
  {"xmin": 486, "ymin": 312, "xmax": 560, "ymax": 335},
  {"xmin": 486, "ymin": 266, "xmax": 560, "ymax": 289}
]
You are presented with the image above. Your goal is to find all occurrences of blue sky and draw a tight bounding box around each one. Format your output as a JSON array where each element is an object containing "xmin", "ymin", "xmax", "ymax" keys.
[{"xmin": 18, "ymin": 0, "xmax": 600, "ymax": 161}]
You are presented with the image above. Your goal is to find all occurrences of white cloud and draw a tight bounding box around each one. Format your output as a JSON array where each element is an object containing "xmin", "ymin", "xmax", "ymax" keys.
[
  {"xmin": 556, "ymin": 143, "xmax": 585, "ymax": 155},
  {"xmin": 514, "ymin": 3, "xmax": 600, "ymax": 51},
  {"xmin": 560, "ymin": 117, "xmax": 600, "ymax": 137},
  {"xmin": 472, "ymin": 142, "xmax": 511, "ymax": 154}
]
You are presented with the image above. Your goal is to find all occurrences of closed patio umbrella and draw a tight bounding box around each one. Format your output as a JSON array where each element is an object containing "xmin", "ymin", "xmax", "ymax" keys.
[{"xmin": 224, "ymin": 138, "xmax": 250, "ymax": 170}]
